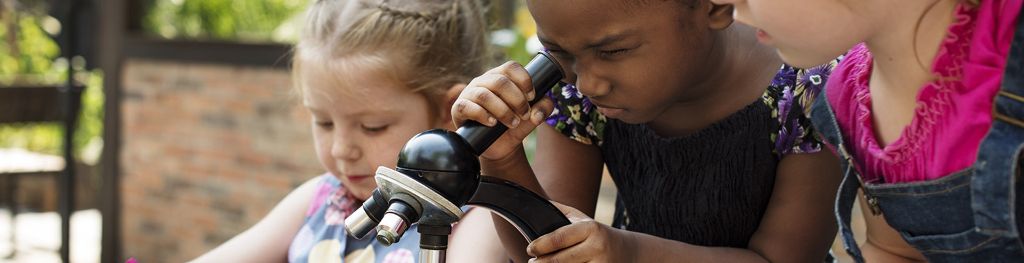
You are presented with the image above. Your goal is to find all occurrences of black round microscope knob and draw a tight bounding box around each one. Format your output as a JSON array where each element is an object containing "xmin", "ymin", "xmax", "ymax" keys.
[
  {"xmin": 396, "ymin": 129, "xmax": 481, "ymax": 205},
  {"xmin": 394, "ymin": 52, "xmax": 563, "ymax": 206}
]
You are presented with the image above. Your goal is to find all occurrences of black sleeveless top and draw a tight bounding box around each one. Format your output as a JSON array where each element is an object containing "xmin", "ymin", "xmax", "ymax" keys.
[
  {"xmin": 601, "ymin": 102, "xmax": 776, "ymax": 247},
  {"xmin": 544, "ymin": 63, "xmax": 836, "ymax": 247}
]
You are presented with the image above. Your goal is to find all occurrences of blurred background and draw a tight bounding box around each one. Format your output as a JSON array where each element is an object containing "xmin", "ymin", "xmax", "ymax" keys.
[
  {"xmin": 0, "ymin": 0, "xmax": 860, "ymax": 262},
  {"xmin": 0, "ymin": 1, "xmax": 599, "ymax": 262}
]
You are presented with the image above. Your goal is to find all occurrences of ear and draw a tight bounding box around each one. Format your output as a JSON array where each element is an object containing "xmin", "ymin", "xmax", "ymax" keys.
[
  {"xmin": 707, "ymin": 3, "xmax": 735, "ymax": 30},
  {"xmin": 436, "ymin": 83, "xmax": 467, "ymax": 129}
]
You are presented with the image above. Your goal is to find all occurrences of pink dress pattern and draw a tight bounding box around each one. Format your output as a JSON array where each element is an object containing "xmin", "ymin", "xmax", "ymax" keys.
[{"xmin": 825, "ymin": 0, "xmax": 1022, "ymax": 183}]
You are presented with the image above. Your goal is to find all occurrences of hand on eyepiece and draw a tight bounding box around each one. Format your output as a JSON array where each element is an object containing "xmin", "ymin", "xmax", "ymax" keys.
[{"xmin": 452, "ymin": 60, "xmax": 555, "ymax": 162}]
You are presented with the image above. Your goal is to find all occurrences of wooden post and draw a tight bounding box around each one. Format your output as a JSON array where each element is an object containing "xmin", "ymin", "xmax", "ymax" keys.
[{"xmin": 97, "ymin": 0, "xmax": 125, "ymax": 261}]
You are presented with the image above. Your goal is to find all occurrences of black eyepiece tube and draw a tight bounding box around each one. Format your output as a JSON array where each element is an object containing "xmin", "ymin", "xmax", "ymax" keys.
[{"xmin": 456, "ymin": 52, "xmax": 564, "ymax": 156}]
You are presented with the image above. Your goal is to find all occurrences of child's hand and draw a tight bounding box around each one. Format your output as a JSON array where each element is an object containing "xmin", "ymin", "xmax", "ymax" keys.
[
  {"xmin": 526, "ymin": 202, "xmax": 636, "ymax": 263},
  {"xmin": 453, "ymin": 61, "xmax": 554, "ymax": 161}
]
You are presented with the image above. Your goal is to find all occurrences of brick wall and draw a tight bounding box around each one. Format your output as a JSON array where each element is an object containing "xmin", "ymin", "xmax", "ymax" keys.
[{"xmin": 120, "ymin": 59, "xmax": 322, "ymax": 262}]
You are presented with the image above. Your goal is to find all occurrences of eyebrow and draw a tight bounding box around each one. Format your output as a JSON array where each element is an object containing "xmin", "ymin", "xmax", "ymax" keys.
[
  {"xmin": 302, "ymin": 104, "xmax": 331, "ymax": 118},
  {"xmin": 538, "ymin": 36, "xmax": 561, "ymax": 50},
  {"xmin": 303, "ymin": 103, "xmax": 402, "ymax": 118},
  {"xmin": 539, "ymin": 29, "xmax": 638, "ymax": 51},
  {"xmin": 584, "ymin": 30, "xmax": 637, "ymax": 49}
]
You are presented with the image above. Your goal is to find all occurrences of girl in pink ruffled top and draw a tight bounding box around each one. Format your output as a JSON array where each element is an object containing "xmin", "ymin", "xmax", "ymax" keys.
[{"xmin": 714, "ymin": 0, "xmax": 1023, "ymax": 262}]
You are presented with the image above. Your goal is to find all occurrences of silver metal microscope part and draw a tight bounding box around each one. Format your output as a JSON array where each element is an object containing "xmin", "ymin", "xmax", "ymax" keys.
[
  {"xmin": 420, "ymin": 249, "xmax": 446, "ymax": 263},
  {"xmin": 375, "ymin": 212, "xmax": 409, "ymax": 246},
  {"xmin": 373, "ymin": 166, "xmax": 463, "ymax": 224},
  {"xmin": 343, "ymin": 207, "xmax": 377, "ymax": 239}
]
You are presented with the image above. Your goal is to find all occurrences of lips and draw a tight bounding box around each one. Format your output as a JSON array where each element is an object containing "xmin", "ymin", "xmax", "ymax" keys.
[
  {"xmin": 335, "ymin": 160, "xmax": 373, "ymax": 183},
  {"xmin": 755, "ymin": 28, "xmax": 772, "ymax": 44},
  {"xmin": 590, "ymin": 101, "xmax": 626, "ymax": 118},
  {"xmin": 344, "ymin": 174, "xmax": 373, "ymax": 183}
]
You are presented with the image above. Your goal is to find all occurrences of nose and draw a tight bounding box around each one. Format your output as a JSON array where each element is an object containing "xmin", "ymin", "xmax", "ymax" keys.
[
  {"xmin": 331, "ymin": 131, "xmax": 362, "ymax": 161},
  {"xmin": 572, "ymin": 62, "xmax": 611, "ymax": 98}
]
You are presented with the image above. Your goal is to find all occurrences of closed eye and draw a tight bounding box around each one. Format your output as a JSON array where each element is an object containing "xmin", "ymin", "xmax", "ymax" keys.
[
  {"xmin": 547, "ymin": 48, "xmax": 570, "ymax": 57},
  {"xmin": 315, "ymin": 121, "xmax": 334, "ymax": 130},
  {"xmin": 362, "ymin": 124, "xmax": 388, "ymax": 134},
  {"xmin": 598, "ymin": 48, "xmax": 633, "ymax": 58}
]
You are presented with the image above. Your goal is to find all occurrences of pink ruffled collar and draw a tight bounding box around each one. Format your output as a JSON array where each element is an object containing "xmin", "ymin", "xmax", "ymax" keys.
[{"xmin": 846, "ymin": 3, "xmax": 977, "ymax": 182}]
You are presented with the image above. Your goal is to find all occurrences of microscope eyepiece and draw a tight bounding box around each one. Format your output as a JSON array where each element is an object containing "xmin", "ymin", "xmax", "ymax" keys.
[
  {"xmin": 375, "ymin": 200, "xmax": 419, "ymax": 246},
  {"xmin": 344, "ymin": 189, "xmax": 389, "ymax": 239},
  {"xmin": 456, "ymin": 52, "xmax": 565, "ymax": 156}
]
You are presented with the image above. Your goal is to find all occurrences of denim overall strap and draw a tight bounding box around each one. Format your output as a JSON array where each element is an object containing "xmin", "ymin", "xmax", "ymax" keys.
[
  {"xmin": 809, "ymin": 90, "xmax": 865, "ymax": 263},
  {"xmin": 973, "ymin": 13, "xmax": 1024, "ymax": 236}
]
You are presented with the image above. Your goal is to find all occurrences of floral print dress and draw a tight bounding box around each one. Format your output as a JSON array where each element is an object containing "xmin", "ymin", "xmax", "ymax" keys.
[{"xmin": 288, "ymin": 174, "xmax": 419, "ymax": 263}]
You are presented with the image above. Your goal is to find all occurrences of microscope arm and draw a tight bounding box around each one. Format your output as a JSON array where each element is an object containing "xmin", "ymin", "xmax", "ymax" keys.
[{"xmin": 467, "ymin": 176, "xmax": 571, "ymax": 241}]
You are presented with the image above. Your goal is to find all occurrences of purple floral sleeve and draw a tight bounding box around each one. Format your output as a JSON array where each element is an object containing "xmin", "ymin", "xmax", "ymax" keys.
[
  {"xmin": 545, "ymin": 58, "xmax": 839, "ymax": 156},
  {"xmin": 545, "ymin": 83, "xmax": 607, "ymax": 146},
  {"xmin": 763, "ymin": 59, "xmax": 841, "ymax": 157}
]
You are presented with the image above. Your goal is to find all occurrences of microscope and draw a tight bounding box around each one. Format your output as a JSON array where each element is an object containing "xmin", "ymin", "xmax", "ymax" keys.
[{"xmin": 343, "ymin": 52, "xmax": 571, "ymax": 262}]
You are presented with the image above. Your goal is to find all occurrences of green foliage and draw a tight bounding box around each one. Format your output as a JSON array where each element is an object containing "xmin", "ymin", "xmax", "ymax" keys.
[
  {"xmin": 74, "ymin": 70, "xmax": 105, "ymax": 162},
  {"xmin": 0, "ymin": 124, "xmax": 62, "ymax": 155},
  {"xmin": 0, "ymin": 13, "xmax": 62, "ymax": 84},
  {"xmin": 502, "ymin": 31, "xmax": 534, "ymax": 66},
  {"xmin": 0, "ymin": 8, "xmax": 104, "ymax": 162},
  {"xmin": 143, "ymin": 0, "xmax": 307, "ymax": 43}
]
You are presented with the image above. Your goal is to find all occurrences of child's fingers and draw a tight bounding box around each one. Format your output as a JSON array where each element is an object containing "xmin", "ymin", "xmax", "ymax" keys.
[
  {"xmin": 452, "ymin": 97, "xmax": 497, "ymax": 127},
  {"xmin": 530, "ymin": 98, "xmax": 554, "ymax": 125},
  {"xmin": 526, "ymin": 222, "xmax": 590, "ymax": 257},
  {"xmin": 548, "ymin": 201, "xmax": 592, "ymax": 223},
  {"xmin": 486, "ymin": 61, "xmax": 535, "ymax": 101},
  {"xmin": 529, "ymin": 242, "xmax": 590, "ymax": 263},
  {"xmin": 477, "ymin": 73, "xmax": 531, "ymax": 117},
  {"xmin": 502, "ymin": 100, "xmax": 556, "ymax": 145},
  {"xmin": 458, "ymin": 86, "xmax": 521, "ymax": 129}
]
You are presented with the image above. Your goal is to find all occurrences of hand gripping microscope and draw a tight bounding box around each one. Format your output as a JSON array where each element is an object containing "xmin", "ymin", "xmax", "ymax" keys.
[{"xmin": 342, "ymin": 52, "xmax": 571, "ymax": 262}]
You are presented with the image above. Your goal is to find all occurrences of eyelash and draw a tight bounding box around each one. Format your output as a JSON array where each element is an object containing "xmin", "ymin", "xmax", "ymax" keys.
[
  {"xmin": 361, "ymin": 124, "xmax": 388, "ymax": 133},
  {"xmin": 546, "ymin": 47, "xmax": 633, "ymax": 59},
  {"xmin": 598, "ymin": 48, "xmax": 632, "ymax": 58},
  {"xmin": 547, "ymin": 49, "xmax": 568, "ymax": 57},
  {"xmin": 314, "ymin": 121, "xmax": 387, "ymax": 135},
  {"xmin": 316, "ymin": 121, "xmax": 333, "ymax": 129}
]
